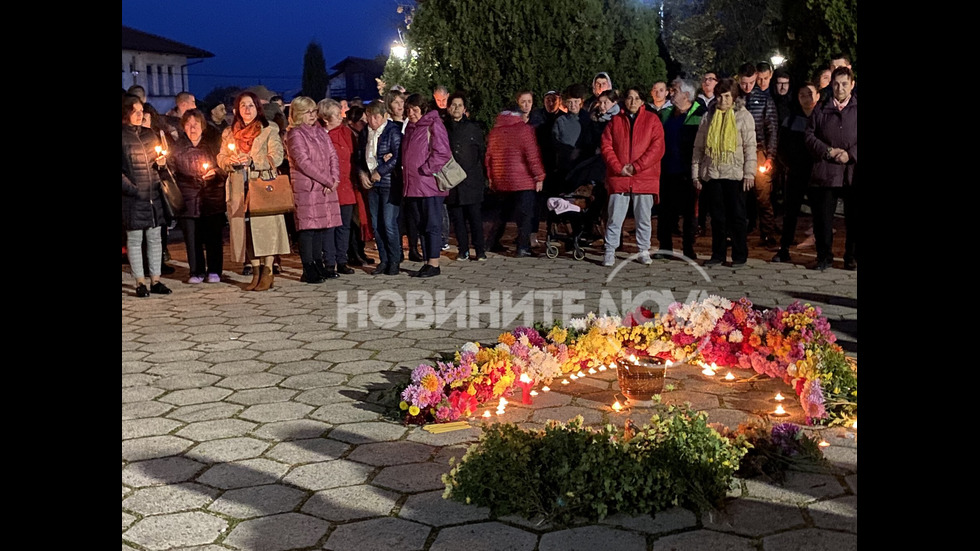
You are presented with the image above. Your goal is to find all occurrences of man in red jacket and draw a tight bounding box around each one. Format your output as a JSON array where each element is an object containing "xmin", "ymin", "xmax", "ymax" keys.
[
  {"xmin": 600, "ymin": 87, "xmax": 666, "ymax": 267},
  {"xmin": 485, "ymin": 110, "xmax": 546, "ymax": 257}
]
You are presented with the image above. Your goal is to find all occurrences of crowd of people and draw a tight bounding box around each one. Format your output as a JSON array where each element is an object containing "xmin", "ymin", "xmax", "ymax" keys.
[{"xmin": 122, "ymin": 54, "xmax": 857, "ymax": 297}]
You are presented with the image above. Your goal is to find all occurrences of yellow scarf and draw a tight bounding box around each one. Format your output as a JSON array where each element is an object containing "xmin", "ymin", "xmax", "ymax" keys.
[{"xmin": 706, "ymin": 108, "xmax": 737, "ymax": 165}]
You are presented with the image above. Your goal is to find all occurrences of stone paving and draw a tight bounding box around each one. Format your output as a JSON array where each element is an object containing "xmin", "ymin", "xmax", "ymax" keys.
[{"xmin": 123, "ymin": 223, "xmax": 857, "ymax": 551}]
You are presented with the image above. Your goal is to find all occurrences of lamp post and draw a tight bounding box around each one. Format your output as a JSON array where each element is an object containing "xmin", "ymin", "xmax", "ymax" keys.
[{"xmin": 770, "ymin": 53, "xmax": 786, "ymax": 68}]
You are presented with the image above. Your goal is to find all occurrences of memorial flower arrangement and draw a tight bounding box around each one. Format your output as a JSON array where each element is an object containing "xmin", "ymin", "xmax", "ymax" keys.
[{"xmin": 398, "ymin": 297, "xmax": 856, "ymax": 426}]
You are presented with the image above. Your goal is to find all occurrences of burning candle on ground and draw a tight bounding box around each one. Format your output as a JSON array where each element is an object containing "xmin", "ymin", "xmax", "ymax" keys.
[
  {"xmin": 588, "ymin": 367, "xmax": 597, "ymax": 374},
  {"xmin": 561, "ymin": 379, "xmax": 569, "ymax": 385},
  {"xmin": 518, "ymin": 373, "xmax": 534, "ymax": 404},
  {"xmin": 541, "ymin": 386, "xmax": 550, "ymax": 392},
  {"xmin": 774, "ymin": 392, "xmax": 785, "ymax": 401},
  {"xmin": 530, "ymin": 390, "xmax": 538, "ymax": 396},
  {"xmin": 569, "ymin": 374, "xmax": 578, "ymax": 380},
  {"xmin": 203, "ymin": 162, "xmax": 210, "ymax": 170},
  {"xmin": 575, "ymin": 370, "xmax": 584, "ymax": 377},
  {"xmin": 701, "ymin": 363, "xmax": 716, "ymax": 376},
  {"xmin": 611, "ymin": 400, "xmax": 623, "ymax": 412},
  {"xmin": 228, "ymin": 143, "xmax": 236, "ymax": 152},
  {"xmin": 818, "ymin": 440, "xmax": 830, "ymax": 448},
  {"xmin": 852, "ymin": 419, "xmax": 857, "ymax": 429},
  {"xmin": 773, "ymin": 404, "xmax": 788, "ymax": 416},
  {"xmin": 598, "ymin": 364, "xmax": 607, "ymax": 371},
  {"xmin": 723, "ymin": 372, "xmax": 736, "ymax": 381},
  {"xmin": 482, "ymin": 410, "xmax": 491, "ymax": 418}
]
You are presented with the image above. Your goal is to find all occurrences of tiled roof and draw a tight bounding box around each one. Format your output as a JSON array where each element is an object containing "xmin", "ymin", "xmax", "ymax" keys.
[{"xmin": 122, "ymin": 26, "xmax": 214, "ymax": 58}]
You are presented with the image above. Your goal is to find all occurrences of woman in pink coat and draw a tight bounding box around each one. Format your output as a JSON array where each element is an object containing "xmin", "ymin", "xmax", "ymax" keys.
[
  {"xmin": 401, "ymin": 93, "xmax": 452, "ymax": 277},
  {"xmin": 285, "ymin": 96, "xmax": 342, "ymax": 283}
]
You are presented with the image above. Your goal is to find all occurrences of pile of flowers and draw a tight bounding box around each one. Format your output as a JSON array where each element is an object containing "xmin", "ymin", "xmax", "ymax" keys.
[{"xmin": 399, "ymin": 296, "xmax": 857, "ymax": 426}]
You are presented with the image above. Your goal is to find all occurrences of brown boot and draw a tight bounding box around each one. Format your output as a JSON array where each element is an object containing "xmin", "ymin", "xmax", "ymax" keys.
[
  {"xmin": 244, "ymin": 265, "xmax": 261, "ymax": 291},
  {"xmin": 254, "ymin": 265, "xmax": 274, "ymax": 291}
]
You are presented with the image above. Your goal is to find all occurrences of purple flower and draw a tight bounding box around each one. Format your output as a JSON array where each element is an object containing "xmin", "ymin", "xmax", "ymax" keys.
[
  {"xmin": 514, "ymin": 326, "xmax": 546, "ymax": 347},
  {"xmin": 801, "ymin": 378, "xmax": 827, "ymax": 422}
]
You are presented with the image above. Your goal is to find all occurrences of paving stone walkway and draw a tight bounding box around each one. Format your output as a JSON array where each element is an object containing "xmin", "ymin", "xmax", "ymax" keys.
[{"xmin": 123, "ymin": 224, "xmax": 857, "ymax": 551}]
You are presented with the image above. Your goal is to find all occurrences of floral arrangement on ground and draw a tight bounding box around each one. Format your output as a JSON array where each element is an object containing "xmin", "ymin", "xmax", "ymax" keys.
[
  {"xmin": 397, "ymin": 296, "xmax": 857, "ymax": 426},
  {"xmin": 441, "ymin": 406, "xmax": 833, "ymax": 526}
]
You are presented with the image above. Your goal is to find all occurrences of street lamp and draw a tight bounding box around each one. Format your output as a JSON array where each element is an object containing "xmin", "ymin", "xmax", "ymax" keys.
[
  {"xmin": 770, "ymin": 53, "xmax": 786, "ymax": 68},
  {"xmin": 392, "ymin": 43, "xmax": 407, "ymax": 59}
]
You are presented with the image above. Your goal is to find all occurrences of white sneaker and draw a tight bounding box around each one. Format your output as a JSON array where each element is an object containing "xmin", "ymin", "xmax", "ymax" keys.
[
  {"xmin": 638, "ymin": 251, "xmax": 652, "ymax": 265},
  {"xmin": 603, "ymin": 251, "xmax": 616, "ymax": 267}
]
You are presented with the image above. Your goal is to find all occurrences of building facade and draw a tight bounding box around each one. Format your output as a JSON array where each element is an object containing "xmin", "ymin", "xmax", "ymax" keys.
[{"xmin": 122, "ymin": 26, "xmax": 213, "ymax": 113}]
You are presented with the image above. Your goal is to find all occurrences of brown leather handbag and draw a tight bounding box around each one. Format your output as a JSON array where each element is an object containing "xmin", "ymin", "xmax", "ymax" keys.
[{"xmin": 247, "ymin": 165, "xmax": 295, "ymax": 216}]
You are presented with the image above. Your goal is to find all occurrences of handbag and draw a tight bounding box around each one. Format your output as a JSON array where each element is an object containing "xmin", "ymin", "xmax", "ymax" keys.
[
  {"xmin": 155, "ymin": 130, "xmax": 185, "ymax": 219},
  {"xmin": 159, "ymin": 172, "xmax": 185, "ymax": 220},
  {"xmin": 247, "ymin": 165, "xmax": 295, "ymax": 216},
  {"xmin": 426, "ymin": 128, "xmax": 467, "ymax": 191}
]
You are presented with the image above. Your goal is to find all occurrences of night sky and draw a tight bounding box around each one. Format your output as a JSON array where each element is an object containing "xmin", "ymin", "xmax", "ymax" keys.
[{"xmin": 122, "ymin": 0, "xmax": 406, "ymax": 99}]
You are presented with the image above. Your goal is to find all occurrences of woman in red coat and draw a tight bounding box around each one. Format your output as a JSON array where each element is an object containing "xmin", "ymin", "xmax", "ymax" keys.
[
  {"xmin": 285, "ymin": 96, "xmax": 342, "ymax": 283},
  {"xmin": 320, "ymin": 98, "xmax": 358, "ymax": 275},
  {"xmin": 485, "ymin": 110, "xmax": 546, "ymax": 256},
  {"xmin": 600, "ymin": 87, "xmax": 665, "ymax": 266}
]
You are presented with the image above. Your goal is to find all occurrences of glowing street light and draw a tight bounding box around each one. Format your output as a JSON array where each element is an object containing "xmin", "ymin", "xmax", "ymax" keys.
[
  {"xmin": 391, "ymin": 43, "xmax": 407, "ymax": 59},
  {"xmin": 770, "ymin": 53, "xmax": 786, "ymax": 68}
]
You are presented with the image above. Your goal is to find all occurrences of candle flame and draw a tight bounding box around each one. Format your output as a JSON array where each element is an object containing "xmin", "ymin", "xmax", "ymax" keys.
[
  {"xmin": 665, "ymin": 360, "xmax": 673, "ymax": 367},
  {"xmin": 541, "ymin": 386, "xmax": 550, "ymax": 392},
  {"xmin": 569, "ymin": 374, "xmax": 578, "ymax": 380},
  {"xmin": 530, "ymin": 390, "xmax": 538, "ymax": 396},
  {"xmin": 561, "ymin": 379, "xmax": 570, "ymax": 385},
  {"xmin": 482, "ymin": 410, "xmax": 491, "ymax": 418},
  {"xmin": 818, "ymin": 440, "xmax": 830, "ymax": 448},
  {"xmin": 759, "ymin": 165, "xmax": 768, "ymax": 173},
  {"xmin": 710, "ymin": 362, "xmax": 718, "ymax": 370},
  {"xmin": 724, "ymin": 372, "xmax": 736, "ymax": 381},
  {"xmin": 228, "ymin": 143, "xmax": 236, "ymax": 151},
  {"xmin": 628, "ymin": 354, "xmax": 638, "ymax": 363},
  {"xmin": 498, "ymin": 397, "xmax": 508, "ymax": 407},
  {"xmin": 598, "ymin": 365, "xmax": 607, "ymax": 371},
  {"xmin": 702, "ymin": 367, "xmax": 716, "ymax": 376},
  {"xmin": 575, "ymin": 370, "xmax": 584, "ymax": 377},
  {"xmin": 852, "ymin": 420, "xmax": 857, "ymax": 429},
  {"xmin": 203, "ymin": 162, "xmax": 210, "ymax": 170},
  {"xmin": 519, "ymin": 373, "xmax": 532, "ymax": 384},
  {"xmin": 154, "ymin": 145, "xmax": 162, "ymax": 154},
  {"xmin": 588, "ymin": 368, "xmax": 597, "ymax": 374},
  {"xmin": 774, "ymin": 393, "xmax": 785, "ymax": 401},
  {"xmin": 610, "ymin": 362, "xmax": 617, "ymax": 368},
  {"xmin": 774, "ymin": 404, "xmax": 787, "ymax": 415},
  {"xmin": 612, "ymin": 401, "xmax": 623, "ymax": 412}
]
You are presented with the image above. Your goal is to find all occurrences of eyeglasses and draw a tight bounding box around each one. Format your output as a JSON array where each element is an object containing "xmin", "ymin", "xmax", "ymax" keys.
[{"xmin": 703, "ymin": 77, "xmax": 717, "ymax": 82}]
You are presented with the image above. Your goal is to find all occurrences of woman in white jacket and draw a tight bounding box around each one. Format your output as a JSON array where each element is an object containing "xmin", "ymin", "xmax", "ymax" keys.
[{"xmin": 692, "ymin": 78, "xmax": 757, "ymax": 267}]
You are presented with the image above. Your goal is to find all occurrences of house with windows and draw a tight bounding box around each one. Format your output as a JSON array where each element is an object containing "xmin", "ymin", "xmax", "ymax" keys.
[
  {"xmin": 122, "ymin": 26, "xmax": 214, "ymax": 113},
  {"xmin": 327, "ymin": 56, "xmax": 386, "ymax": 102}
]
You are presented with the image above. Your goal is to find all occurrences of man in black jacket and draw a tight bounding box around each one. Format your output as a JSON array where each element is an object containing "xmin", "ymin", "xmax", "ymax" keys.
[{"xmin": 656, "ymin": 78, "xmax": 705, "ymax": 261}]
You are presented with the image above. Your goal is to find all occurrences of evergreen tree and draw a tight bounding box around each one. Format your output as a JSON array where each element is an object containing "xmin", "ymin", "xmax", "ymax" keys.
[{"xmin": 301, "ymin": 41, "xmax": 329, "ymax": 101}]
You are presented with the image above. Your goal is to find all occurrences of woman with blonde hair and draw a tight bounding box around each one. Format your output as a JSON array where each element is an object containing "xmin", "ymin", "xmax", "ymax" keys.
[
  {"xmin": 285, "ymin": 95, "xmax": 342, "ymax": 283},
  {"xmin": 217, "ymin": 91, "xmax": 289, "ymax": 291}
]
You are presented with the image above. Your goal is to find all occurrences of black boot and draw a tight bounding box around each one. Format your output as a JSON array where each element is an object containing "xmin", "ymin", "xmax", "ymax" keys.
[
  {"xmin": 317, "ymin": 260, "xmax": 340, "ymax": 279},
  {"xmin": 302, "ymin": 262, "xmax": 325, "ymax": 284}
]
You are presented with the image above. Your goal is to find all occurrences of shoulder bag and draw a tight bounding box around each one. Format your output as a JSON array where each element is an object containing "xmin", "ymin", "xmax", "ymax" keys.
[{"xmin": 426, "ymin": 129, "xmax": 467, "ymax": 191}]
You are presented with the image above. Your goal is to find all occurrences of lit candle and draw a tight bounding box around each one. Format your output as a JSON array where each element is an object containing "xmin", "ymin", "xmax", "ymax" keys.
[
  {"xmin": 228, "ymin": 143, "xmax": 236, "ymax": 152},
  {"xmin": 202, "ymin": 162, "xmax": 210, "ymax": 170},
  {"xmin": 518, "ymin": 374, "xmax": 534, "ymax": 405},
  {"xmin": 598, "ymin": 365, "xmax": 607, "ymax": 371},
  {"xmin": 588, "ymin": 367, "xmax": 597, "ymax": 374},
  {"xmin": 541, "ymin": 386, "xmax": 550, "ymax": 392},
  {"xmin": 723, "ymin": 372, "xmax": 736, "ymax": 381},
  {"xmin": 818, "ymin": 440, "xmax": 830, "ymax": 448},
  {"xmin": 530, "ymin": 390, "xmax": 538, "ymax": 396},
  {"xmin": 701, "ymin": 365, "xmax": 716, "ymax": 376},
  {"xmin": 561, "ymin": 379, "xmax": 569, "ymax": 385},
  {"xmin": 774, "ymin": 393, "xmax": 785, "ymax": 401},
  {"xmin": 611, "ymin": 401, "xmax": 623, "ymax": 412},
  {"xmin": 852, "ymin": 419, "xmax": 857, "ymax": 429},
  {"xmin": 569, "ymin": 374, "xmax": 578, "ymax": 380},
  {"xmin": 773, "ymin": 404, "xmax": 788, "ymax": 416},
  {"xmin": 482, "ymin": 410, "xmax": 491, "ymax": 418},
  {"xmin": 498, "ymin": 397, "xmax": 508, "ymax": 407},
  {"xmin": 610, "ymin": 362, "xmax": 617, "ymax": 369},
  {"xmin": 628, "ymin": 354, "xmax": 638, "ymax": 364},
  {"xmin": 576, "ymin": 370, "xmax": 584, "ymax": 377},
  {"xmin": 154, "ymin": 145, "xmax": 162, "ymax": 155}
]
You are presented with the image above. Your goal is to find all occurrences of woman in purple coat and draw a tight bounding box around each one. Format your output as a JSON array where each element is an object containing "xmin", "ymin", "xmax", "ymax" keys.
[
  {"xmin": 401, "ymin": 94, "xmax": 452, "ymax": 277},
  {"xmin": 285, "ymin": 96, "xmax": 342, "ymax": 283}
]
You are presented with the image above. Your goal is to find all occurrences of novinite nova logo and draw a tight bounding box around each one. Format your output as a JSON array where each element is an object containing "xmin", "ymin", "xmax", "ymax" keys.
[{"xmin": 336, "ymin": 250, "xmax": 714, "ymax": 329}]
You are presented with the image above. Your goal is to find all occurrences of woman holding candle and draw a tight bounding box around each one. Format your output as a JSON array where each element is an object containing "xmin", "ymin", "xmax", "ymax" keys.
[
  {"xmin": 285, "ymin": 96, "xmax": 342, "ymax": 283},
  {"xmin": 122, "ymin": 95, "xmax": 172, "ymax": 297},
  {"xmin": 217, "ymin": 91, "xmax": 290, "ymax": 291},
  {"xmin": 172, "ymin": 109, "xmax": 226, "ymax": 284},
  {"xmin": 401, "ymin": 93, "xmax": 452, "ymax": 277}
]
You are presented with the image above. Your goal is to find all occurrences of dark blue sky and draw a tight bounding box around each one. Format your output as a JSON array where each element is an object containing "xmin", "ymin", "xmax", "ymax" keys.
[{"xmin": 122, "ymin": 0, "xmax": 406, "ymax": 99}]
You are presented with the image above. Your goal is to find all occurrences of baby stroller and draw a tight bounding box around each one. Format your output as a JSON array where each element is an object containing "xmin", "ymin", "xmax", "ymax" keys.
[{"xmin": 544, "ymin": 182, "xmax": 604, "ymax": 260}]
